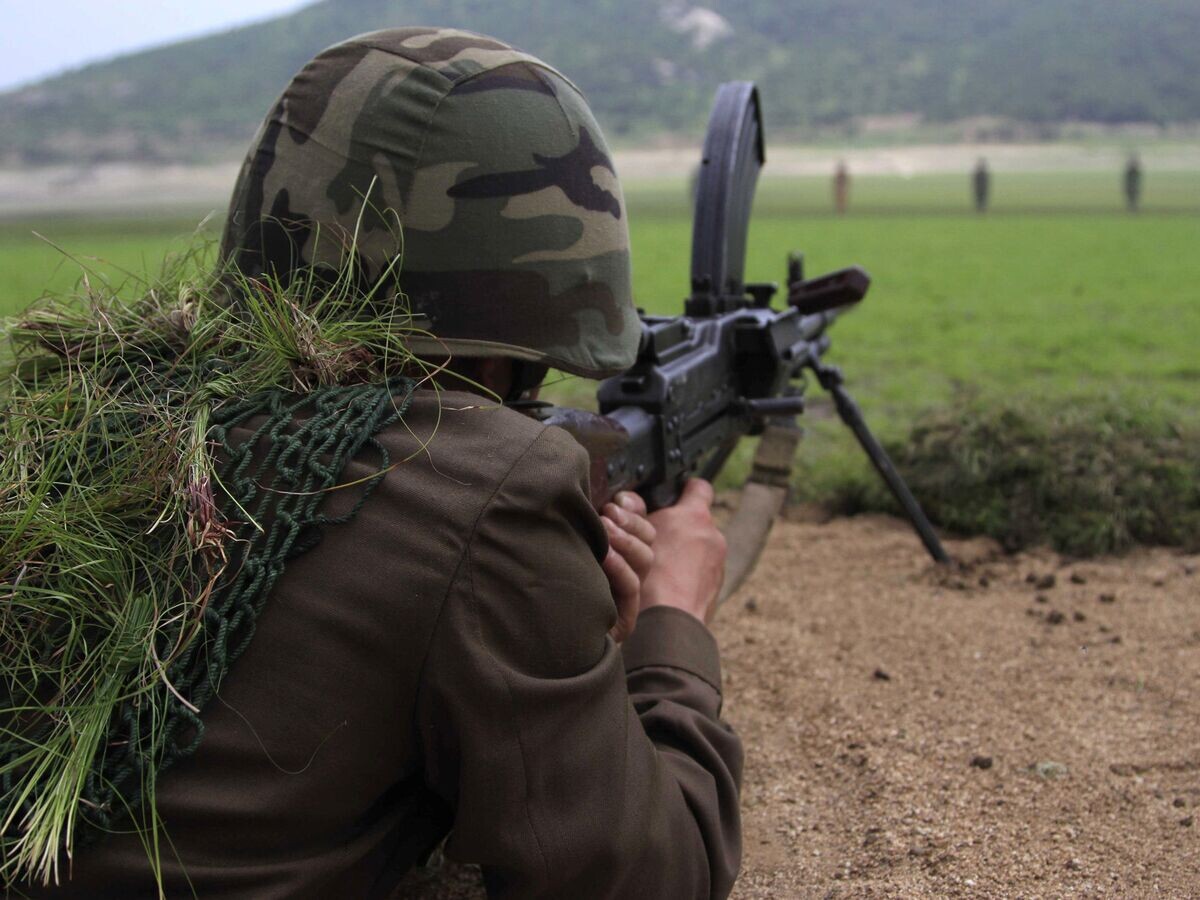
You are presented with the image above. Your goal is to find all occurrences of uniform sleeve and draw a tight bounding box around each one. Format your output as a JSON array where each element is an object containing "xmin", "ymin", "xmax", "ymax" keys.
[{"xmin": 415, "ymin": 425, "xmax": 743, "ymax": 900}]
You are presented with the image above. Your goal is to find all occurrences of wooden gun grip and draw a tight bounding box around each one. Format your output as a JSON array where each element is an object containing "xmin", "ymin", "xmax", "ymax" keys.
[{"xmin": 518, "ymin": 405, "xmax": 632, "ymax": 510}]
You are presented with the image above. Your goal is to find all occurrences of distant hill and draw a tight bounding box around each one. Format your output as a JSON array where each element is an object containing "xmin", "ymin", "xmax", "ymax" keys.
[{"xmin": 3, "ymin": 0, "xmax": 1199, "ymax": 164}]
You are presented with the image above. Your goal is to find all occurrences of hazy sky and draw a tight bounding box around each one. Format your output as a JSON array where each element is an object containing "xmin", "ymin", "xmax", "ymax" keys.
[{"xmin": 0, "ymin": 0, "xmax": 313, "ymax": 91}]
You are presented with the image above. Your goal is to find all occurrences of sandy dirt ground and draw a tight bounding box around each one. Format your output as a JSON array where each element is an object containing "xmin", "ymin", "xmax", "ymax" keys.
[
  {"xmin": 0, "ymin": 162, "xmax": 241, "ymax": 217},
  {"xmin": 5, "ymin": 143, "xmax": 1200, "ymax": 217},
  {"xmin": 395, "ymin": 510, "xmax": 1199, "ymax": 898}
]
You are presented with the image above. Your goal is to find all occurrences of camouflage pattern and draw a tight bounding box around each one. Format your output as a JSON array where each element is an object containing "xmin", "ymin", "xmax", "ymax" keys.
[{"xmin": 220, "ymin": 27, "xmax": 640, "ymax": 379}]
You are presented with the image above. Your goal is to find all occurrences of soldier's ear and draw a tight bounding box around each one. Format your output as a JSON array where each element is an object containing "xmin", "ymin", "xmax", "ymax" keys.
[
  {"xmin": 507, "ymin": 362, "xmax": 548, "ymax": 402},
  {"xmin": 476, "ymin": 357, "xmax": 515, "ymax": 398}
]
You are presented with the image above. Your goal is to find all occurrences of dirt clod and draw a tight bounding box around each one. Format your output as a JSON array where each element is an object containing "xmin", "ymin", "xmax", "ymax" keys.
[
  {"xmin": 872, "ymin": 668, "xmax": 891, "ymax": 681},
  {"xmin": 969, "ymin": 755, "xmax": 994, "ymax": 770},
  {"xmin": 1098, "ymin": 592, "xmax": 1116, "ymax": 603},
  {"xmin": 1033, "ymin": 760, "xmax": 1068, "ymax": 779},
  {"xmin": 1181, "ymin": 816, "xmax": 1194, "ymax": 828},
  {"xmin": 1070, "ymin": 572, "xmax": 1088, "ymax": 584},
  {"xmin": 1036, "ymin": 574, "xmax": 1057, "ymax": 590},
  {"xmin": 1046, "ymin": 610, "xmax": 1065, "ymax": 625}
]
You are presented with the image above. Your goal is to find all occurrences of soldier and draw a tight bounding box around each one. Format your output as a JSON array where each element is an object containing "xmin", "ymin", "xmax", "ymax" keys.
[
  {"xmin": 833, "ymin": 159, "xmax": 850, "ymax": 214},
  {"xmin": 1124, "ymin": 153, "xmax": 1143, "ymax": 212},
  {"xmin": 972, "ymin": 157, "xmax": 991, "ymax": 213},
  {"xmin": 19, "ymin": 27, "xmax": 742, "ymax": 900}
]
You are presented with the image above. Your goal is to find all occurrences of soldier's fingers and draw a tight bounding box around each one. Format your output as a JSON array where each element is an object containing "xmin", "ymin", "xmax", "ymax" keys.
[
  {"xmin": 608, "ymin": 591, "xmax": 638, "ymax": 643},
  {"xmin": 601, "ymin": 545, "xmax": 639, "ymax": 643},
  {"xmin": 678, "ymin": 478, "xmax": 715, "ymax": 509},
  {"xmin": 603, "ymin": 502, "xmax": 657, "ymax": 547},
  {"xmin": 603, "ymin": 516, "xmax": 655, "ymax": 578},
  {"xmin": 615, "ymin": 491, "xmax": 648, "ymax": 518},
  {"xmin": 626, "ymin": 514, "xmax": 657, "ymax": 548}
]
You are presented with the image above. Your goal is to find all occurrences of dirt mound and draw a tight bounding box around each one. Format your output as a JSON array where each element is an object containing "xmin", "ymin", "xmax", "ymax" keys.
[{"xmin": 398, "ymin": 512, "xmax": 1200, "ymax": 897}]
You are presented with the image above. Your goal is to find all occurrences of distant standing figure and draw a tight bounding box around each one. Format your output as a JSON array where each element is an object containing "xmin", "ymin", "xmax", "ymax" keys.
[
  {"xmin": 833, "ymin": 160, "xmax": 850, "ymax": 214},
  {"xmin": 1124, "ymin": 154, "xmax": 1142, "ymax": 212},
  {"xmin": 972, "ymin": 157, "xmax": 991, "ymax": 213}
]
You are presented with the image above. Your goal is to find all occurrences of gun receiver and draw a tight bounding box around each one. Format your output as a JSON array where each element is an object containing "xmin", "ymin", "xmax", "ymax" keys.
[{"xmin": 529, "ymin": 82, "xmax": 950, "ymax": 564}]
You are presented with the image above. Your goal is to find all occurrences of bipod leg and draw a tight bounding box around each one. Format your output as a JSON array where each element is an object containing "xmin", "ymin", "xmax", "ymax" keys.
[{"xmin": 814, "ymin": 364, "xmax": 951, "ymax": 564}]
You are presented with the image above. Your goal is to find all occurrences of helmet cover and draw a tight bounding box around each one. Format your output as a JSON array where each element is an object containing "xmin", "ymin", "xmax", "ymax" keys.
[{"xmin": 221, "ymin": 27, "xmax": 640, "ymax": 378}]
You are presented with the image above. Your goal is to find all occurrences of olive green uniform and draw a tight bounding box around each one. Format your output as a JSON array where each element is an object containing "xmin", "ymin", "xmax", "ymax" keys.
[
  {"xmin": 19, "ymin": 27, "xmax": 744, "ymax": 897},
  {"xmin": 26, "ymin": 391, "xmax": 743, "ymax": 898}
]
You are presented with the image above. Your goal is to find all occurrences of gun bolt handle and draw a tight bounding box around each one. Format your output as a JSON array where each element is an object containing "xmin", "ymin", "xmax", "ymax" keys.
[{"xmin": 742, "ymin": 397, "xmax": 806, "ymax": 417}]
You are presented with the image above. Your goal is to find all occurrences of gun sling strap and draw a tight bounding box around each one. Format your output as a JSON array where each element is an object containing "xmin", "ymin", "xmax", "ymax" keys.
[{"xmin": 719, "ymin": 423, "xmax": 801, "ymax": 604}]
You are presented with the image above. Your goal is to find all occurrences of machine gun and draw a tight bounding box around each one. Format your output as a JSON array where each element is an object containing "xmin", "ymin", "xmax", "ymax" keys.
[{"xmin": 526, "ymin": 82, "xmax": 949, "ymax": 593}]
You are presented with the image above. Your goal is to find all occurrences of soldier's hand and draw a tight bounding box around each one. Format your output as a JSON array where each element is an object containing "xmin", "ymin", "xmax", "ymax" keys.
[
  {"xmin": 601, "ymin": 491, "xmax": 656, "ymax": 642},
  {"xmin": 640, "ymin": 479, "xmax": 726, "ymax": 626}
]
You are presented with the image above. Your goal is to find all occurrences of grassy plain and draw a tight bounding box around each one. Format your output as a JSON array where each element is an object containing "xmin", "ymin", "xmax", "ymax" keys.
[
  {"xmin": 1, "ymin": 173, "xmax": 1197, "ymax": 496},
  {"xmin": 0, "ymin": 215, "xmax": 212, "ymax": 310}
]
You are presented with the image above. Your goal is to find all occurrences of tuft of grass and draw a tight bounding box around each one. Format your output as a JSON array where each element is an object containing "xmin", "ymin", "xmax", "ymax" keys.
[
  {"xmin": 0, "ymin": 224, "xmax": 425, "ymax": 888},
  {"xmin": 821, "ymin": 393, "xmax": 1200, "ymax": 557}
]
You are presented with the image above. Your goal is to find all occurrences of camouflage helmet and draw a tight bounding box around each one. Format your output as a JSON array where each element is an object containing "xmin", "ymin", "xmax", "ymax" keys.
[{"xmin": 220, "ymin": 27, "xmax": 639, "ymax": 379}]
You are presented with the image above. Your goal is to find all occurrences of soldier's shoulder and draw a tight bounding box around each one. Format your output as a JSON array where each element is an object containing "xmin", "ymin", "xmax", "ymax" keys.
[
  {"xmin": 398, "ymin": 388, "xmax": 550, "ymax": 444},
  {"xmin": 378, "ymin": 388, "xmax": 583, "ymax": 491}
]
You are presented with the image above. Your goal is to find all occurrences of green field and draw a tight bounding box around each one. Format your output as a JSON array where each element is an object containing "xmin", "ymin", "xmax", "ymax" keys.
[
  {"xmin": 628, "ymin": 187, "xmax": 1200, "ymax": 418},
  {"xmin": 2, "ymin": 174, "xmax": 1197, "ymax": 494}
]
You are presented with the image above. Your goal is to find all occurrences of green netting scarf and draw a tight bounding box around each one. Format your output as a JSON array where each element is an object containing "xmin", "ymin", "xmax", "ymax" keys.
[
  {"xmin": 0, "ymin": 249, "xmax": 426, "ymax": 887},
  {"xmin": 81, "ymin": 377, "xmax": 414, "ymax": 833}
]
